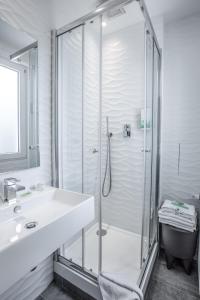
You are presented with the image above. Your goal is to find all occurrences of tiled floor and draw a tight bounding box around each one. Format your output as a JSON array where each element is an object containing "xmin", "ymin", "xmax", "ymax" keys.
[
  {"xmin": 146, "ymin": 252, "xmax": 199, "ymax": 300},
  {"xmin": 36, "ymin": 282, "xmax": 74, "ymax": 300},
  {"xmin": 37, "ymin": 252, "xmax": 199, "ymax": 300}
]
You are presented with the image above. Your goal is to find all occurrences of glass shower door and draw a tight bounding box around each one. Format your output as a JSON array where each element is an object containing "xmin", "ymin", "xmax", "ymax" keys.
[
  {"xmin": 141, "ymin": 29, "xmax": 153, "ymax": 265},
  {"xmin": 100, "ymin": 1, "xmax": 146, "ymax": 282},
  {"xmin": 57, "ymin": 17, "xmax": 101, "ymax": 275},
  {"xmin": 141, "ymin": 32, "xmax": 160, "ymax": 266},
  {"xmin": 58, "ymin": 25, "xmax": 84, "ymax": 266},
  {"xmin": 149, "ymin": 42, "xmax": 160, "ymax": 248},
  {"xmin": 82, "ymin": 17, "xmax": 101, "ymax": 275},
  {"xmin": 56, "ymin": 0, "xmax": 160, "ymax": 285}
]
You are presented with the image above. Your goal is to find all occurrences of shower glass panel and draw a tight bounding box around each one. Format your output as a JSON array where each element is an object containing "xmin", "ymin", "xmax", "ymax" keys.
[
  {"xmin": 81, "ymin": 18, "xmax": 101, "ymax": 274},
  {"xmin": 149, "ymin": 42, "xmax": 160, "ymax": 247},
  {"xmin": 58, "ymin": 19, "xmax": 101, "ymax": 273},
  {"xmin": 101, "ymin": 2, "xmax": 146, "ymax": 282},
  {"xmin": 141, "ymin": 34, "xmax": 161, "ymax": 265},
  {"xmin": 57, "ymin": 25, "xmax": 83, "ymax": 265},
  {"xmin": 141, "ymin": 30, "xmax": 153, "ymax": 265}
]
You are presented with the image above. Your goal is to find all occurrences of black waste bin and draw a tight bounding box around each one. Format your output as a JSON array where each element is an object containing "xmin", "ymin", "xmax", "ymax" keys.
[{"xmin": 161, "ymin": 224, "xmax": 198, "ymax": 274}]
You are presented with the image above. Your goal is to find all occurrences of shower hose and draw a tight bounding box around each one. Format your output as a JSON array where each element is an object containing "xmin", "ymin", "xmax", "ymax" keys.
[{"xmin": 102, "ymin": 118, "xmax": 112, "ymax": 197}]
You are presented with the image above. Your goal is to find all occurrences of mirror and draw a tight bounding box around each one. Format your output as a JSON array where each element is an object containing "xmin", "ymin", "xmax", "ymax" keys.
[{"xmin": 0, "ymin": 18, "xmax": 39, "ymax": 172}]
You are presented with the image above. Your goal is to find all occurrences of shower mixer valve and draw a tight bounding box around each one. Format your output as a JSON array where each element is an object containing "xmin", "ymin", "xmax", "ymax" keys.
[{"xmin": 123, "ymin": 124, "xmax": 131, "ymax": 137}]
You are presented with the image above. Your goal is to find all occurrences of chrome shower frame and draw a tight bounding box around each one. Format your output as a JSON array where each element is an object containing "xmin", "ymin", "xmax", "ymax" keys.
[{"xmin": 51, "ymin": 0, "xmax": 162, "ymax": 298}]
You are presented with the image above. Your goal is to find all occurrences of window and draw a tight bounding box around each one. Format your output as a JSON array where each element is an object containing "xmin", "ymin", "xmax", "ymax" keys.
[
  {"xmin": 0, "ymin": 57, "xmax": 27, "ymax": 161},
  {"xmin": 0, "ymin": 64, "xmax": 19, "ymax": 154}
]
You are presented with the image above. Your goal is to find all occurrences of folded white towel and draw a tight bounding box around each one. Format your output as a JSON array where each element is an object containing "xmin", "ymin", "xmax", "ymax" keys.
[
  {"xmin": 98, "ymin": 272, "xmax": 143, "ymax": 300},
  {"xmin": 160, "ymin": 200, "xmax": 196, "ymax": 221},
  {"xmin": 158, "ymin": 200, "xmax": 197, "ymax": 232},
  {"xmin": 159, "ymin": 217, "xmax": 196, "ymax": 232},
  {"xmin": 159, "ymin": 211, "xmax": 197, "ymax": 226},
  {"xmin": 159, "ymin": 210, "xmax": 196, "ymax": 222}
]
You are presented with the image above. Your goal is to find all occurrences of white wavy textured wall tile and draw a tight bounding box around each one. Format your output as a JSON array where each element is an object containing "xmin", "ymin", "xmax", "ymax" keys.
[
  {"xmin": 101, "ymin": 23, "xmax": 145, "ymax": 233},
  {"xmin": 59, "ymin": 21, "xmax": 146, "ymax": 234},
  {"xmin": 0, "ymin": 0, "xmax": 53, "ymax": 298},
  {"xmin": 59, "ymin": 21, "xmax": 101, "ymax": 222},
  {"xmin": 84, "ymin": 20, "xmax": 101, "ymax": 219},
  {"xmin": 59, "ymin": 27, "xmax": 83, "ymax": 192}
]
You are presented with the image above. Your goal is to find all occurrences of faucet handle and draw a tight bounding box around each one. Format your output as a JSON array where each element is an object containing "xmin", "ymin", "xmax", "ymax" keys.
[{"xmin": 4, "ymin": 178, "xmax": 20, "ymax": 185}]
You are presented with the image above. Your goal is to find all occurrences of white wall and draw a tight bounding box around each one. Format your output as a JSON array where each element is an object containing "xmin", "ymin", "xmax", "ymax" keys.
[
  {"xmin": 160, "ymin": 14, "xmax": 200, "ymax": 201},
  {"xmin": 0, "ymin": 0, "xmax": 53, "ymax": 298}
]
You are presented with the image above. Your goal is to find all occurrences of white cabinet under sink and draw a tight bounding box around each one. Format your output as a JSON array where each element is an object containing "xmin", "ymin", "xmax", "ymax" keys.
[{"xmin": 0, "ymin": 187, "xmax": 94, "ymax": 295}]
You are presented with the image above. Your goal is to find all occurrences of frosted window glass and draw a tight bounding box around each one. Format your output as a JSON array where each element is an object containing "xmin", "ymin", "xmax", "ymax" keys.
[{"xmin": 0, "ymin": 65, "xmax": 19, "ymax": 154}]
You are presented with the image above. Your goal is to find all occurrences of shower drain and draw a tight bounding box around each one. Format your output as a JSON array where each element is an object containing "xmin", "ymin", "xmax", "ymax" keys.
[
  {"xmin": 96, "ymin": 229, "xmax": 107, "ymax": 236},
  {"xmin": 25, "ymin": 221, "xmax": 38, "ymax": 229}
]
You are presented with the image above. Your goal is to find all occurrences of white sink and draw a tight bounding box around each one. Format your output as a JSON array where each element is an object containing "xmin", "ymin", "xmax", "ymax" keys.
[{"xmin": 0, "ymin": 187, "xmax": 94, "ymax": 295}]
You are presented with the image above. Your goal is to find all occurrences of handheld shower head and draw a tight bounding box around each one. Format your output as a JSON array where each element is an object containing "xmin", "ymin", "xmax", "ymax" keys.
[
  {"xmin": 102, "ymin": 116, "xmax": 112, "ymax": 197},
  {"xmin": 106, "ymin": 116, "xmax": 112, "ymax": 138}
]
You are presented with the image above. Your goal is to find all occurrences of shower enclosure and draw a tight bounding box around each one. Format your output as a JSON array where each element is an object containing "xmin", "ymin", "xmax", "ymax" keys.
[{"xmin": 52, "ymin": 0, "xmax": 161, "ymax": 297}]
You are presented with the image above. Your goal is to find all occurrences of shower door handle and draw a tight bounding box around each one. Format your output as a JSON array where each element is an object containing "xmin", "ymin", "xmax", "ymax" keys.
[
  {"xmin": 141, "ymin": 148, "xmax": 151, "ymax": 153},
  {"xmin": 92, "ymin": 148, "xmax": 98, "ymax": 154}
]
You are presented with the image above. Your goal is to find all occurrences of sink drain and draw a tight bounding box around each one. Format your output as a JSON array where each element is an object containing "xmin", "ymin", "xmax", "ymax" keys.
[{"xmin": 25, "ymin": 221, "xmax": 38, "ymax": 229}]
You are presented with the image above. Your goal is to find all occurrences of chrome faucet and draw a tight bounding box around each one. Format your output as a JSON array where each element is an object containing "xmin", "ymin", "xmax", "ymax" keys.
[{"xmin": 1, "ymin": 178, "xmax": 25, "ymax": 204}]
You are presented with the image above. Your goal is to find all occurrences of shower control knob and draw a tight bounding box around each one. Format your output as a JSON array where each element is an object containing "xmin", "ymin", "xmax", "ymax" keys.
[
  {"xmin": 92, "ymin": 148, "xmax": 98, "ymax": 154},
  {"xmin": 29, "ymin": 145, "xmax": 39, "ymax": 150},
  {"xmin": 141, "ymin": 148, "xmax": 151, "ymax": 153}
]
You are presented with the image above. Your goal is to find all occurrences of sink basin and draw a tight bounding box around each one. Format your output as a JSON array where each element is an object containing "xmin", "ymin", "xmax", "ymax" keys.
[{"xmin": 0, "ymin": 187, "xmax": 94, "ymax": 295}]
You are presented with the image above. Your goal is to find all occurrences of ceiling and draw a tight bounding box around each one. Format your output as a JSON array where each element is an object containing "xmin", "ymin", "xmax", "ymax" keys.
[
  {"xmin": 145, "ymin": 0, "xmax": 200, "ymax": 23},
  {"xmin": 47, "ymin": 0, "xmax": 200, "ymax": 29},
  {"xmin": 0, "ymin": 18, "xmax": 35, "ymax": 54},
  {"xmin": 49, "ymin": 0, "xmax": 95, "ymax": 29},
  {"xmin": 1, "ymin": 0, "xmax": 200, "ymax": 40}
]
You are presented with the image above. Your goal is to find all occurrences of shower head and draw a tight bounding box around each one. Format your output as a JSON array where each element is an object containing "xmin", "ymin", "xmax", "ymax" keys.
[
  {"xmin": 107, "ymin": 7, "xmax": 126, "ymax": 18},
  {"xmin": 96, "ymin": 0, "xmax": 126, "ymax": 19}
]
